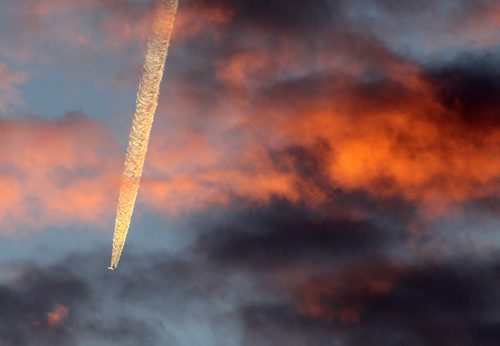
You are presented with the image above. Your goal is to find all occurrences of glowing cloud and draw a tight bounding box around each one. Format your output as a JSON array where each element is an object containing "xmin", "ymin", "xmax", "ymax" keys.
[{"xmin": 109, "ymin": 0, "xmax": 178, "ymax": 270}]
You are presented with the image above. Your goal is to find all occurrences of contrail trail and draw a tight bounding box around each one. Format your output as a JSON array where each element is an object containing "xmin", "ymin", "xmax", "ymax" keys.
[{"xmin": 109, "ymin": 0, "xmax": 178, "ymax": 270}]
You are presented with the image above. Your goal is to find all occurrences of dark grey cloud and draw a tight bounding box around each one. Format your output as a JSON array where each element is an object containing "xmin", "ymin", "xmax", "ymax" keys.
[
  {"xmin": 0, "ymin": 266, "xmax": 87, "ymax": 346},
  {"xmin": 426, "ymin": 52, "xmax": 500, "ymax": 128},
  {"xmin": 183, "ymin": 0, "xmax": 336, "ymax": 36},
  {"xmin": 1, "ymin": 195, "xmax": 499, "ymax": 346},
  {"xmin": 344, "ymin": 262, "xmax": 500, "ymax": 346},
  {"xmin": 196, "ymin": 198, "xmax": 410, "ymax": 272},
  {"xmin": 188, "ymin": 194, "xmax": 500, "ymax": 346},
  {"xmin": 231, "ymin": 260, "xmax": 500, "ymax": 346},
  {"xmin": 0, "ymin": 251, "xmax": 238, "ymax": 346},
  {"xmin": 197, "ymin": 210, "xmax": 500, "ymax": 346}
]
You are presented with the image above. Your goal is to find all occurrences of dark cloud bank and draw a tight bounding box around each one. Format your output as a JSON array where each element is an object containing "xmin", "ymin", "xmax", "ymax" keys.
[{"xmin": 2, "ymin": 197, "xmax": 500, "ymax": 345}]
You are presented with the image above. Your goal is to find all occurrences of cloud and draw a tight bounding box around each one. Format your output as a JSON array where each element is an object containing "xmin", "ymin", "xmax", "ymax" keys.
[
  {"xmin": 195, "ymin": 198, "xmax": 410, "ymax": 272},
  {"xmin": 0, "ymin": 113, "xmax": 119, "ymax": 231},
  {"xmin": 427, "ymin": 52, "xmax": 500, "ymax": 127},
  {"xmin": 0, "ymin": 0, "xmax": 159, "ymax": 63},
  {"xmin": 232, "ymin": 260, "xmax": 500, "ymax": 346},
  {"xmin": 0, "ymin": 62, "xmax": 26, "ymax": 114},
  {"xmin": 0, "ymin": 264, "xmax": 87, "ymax": 345},
  {"xmin": 0, "ymin": 197, "xmax": 496, "ymax": 345},
  {"xmin": 142, "ymin": 34, "xmax": 500, "ymax": 217},
  {"xmin": 182, "ymin": 0, "xmax": 335, "ymax": 36},
  {"xmin": 40, "ymin": 304, "xmax": 69, "ymax": 328},
  {"xmin": 337, "ymin": 262, "xmax": 500, "ymax": 346},
  {"xmin": 188, "ymin": 197, "xmax": 500, "ymax": 345},
  {"xmin": 0, "ymin": 250, "xmax": 241, "ymax": 346},
  {"xmin": 0, "ymin": 0, "xmax": 498, "ymax": 231}
]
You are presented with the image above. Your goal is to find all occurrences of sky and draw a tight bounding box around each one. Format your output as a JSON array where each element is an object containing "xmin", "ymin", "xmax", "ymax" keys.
[{"xmin": 0, "ymin": 0, "xmax": 499, "ymax": 345}]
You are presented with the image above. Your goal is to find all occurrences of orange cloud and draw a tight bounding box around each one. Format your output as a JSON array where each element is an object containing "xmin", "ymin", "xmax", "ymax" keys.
[
  {"xmin": 143, "ymin": 132, "xmax": 300, "ymax": 213},
  {"xmin": 266, "ymin": 77, "xmax": 500, "ymax": 211},
  {"xmin": 141, "ymin": 36, "xmax": 499, "ymax": 217},
  {"xmin": 45, "ymin": 304, "xmax": 68, "ymax": 328},
  {"xmin": 0, "ymin": 114, "xmax": 119, "ymax": 232}
]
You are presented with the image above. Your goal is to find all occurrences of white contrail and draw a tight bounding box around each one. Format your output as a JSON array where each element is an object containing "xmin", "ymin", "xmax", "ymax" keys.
[{"xmin": 109, "ymin": 0, "xmax": 178, "ymax": 270}]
